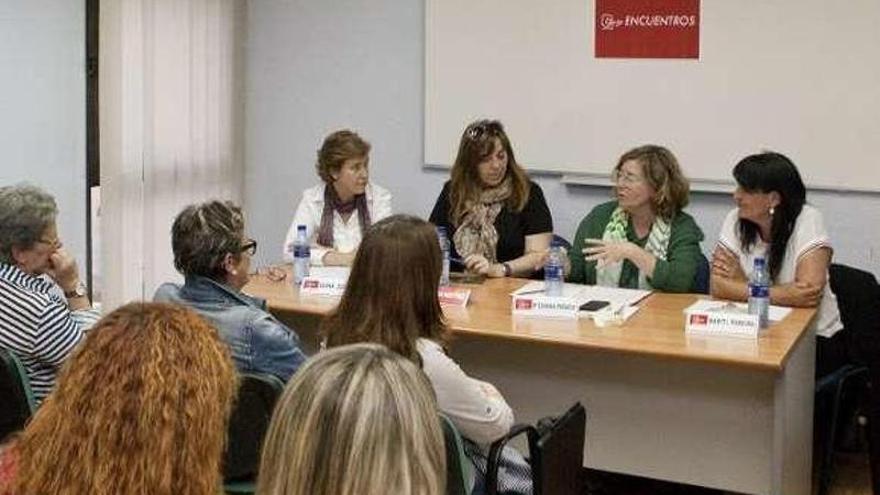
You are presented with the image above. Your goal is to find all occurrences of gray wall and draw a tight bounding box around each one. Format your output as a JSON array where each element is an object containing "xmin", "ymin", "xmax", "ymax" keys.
[
  {"xmin": 244, "ymin": 0, "xmax": 880, "ymax": 275},
  {"xmin": 0, "ymin": 1, "xmax": 87, "ymax": 264}
]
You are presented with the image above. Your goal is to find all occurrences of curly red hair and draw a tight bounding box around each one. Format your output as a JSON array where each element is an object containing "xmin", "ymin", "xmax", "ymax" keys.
[{"xmin": 7, "ymin": 302, "xmax": 237, "ymax": 495}]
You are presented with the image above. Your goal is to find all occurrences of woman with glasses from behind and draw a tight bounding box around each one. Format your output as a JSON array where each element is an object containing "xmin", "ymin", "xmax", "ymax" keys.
[
  {"xmin": 324, "ymin": 215, "xmax": 530, "ymax": 494},
  {"xmin": 0, "ymin": 184, "xmax": 99, "ymax": 404},
  {"xmin": 430, "ymin": 119, "xmax": 552, "ymax": 278},
  {"xmin": 0, "ymin": 302, "xmax": 237, "ymax": 495},
  {"xmin": 567, "ymin": 145, "xmax": 704, "ymax": 292},
  {"xmin": 256, "ymin": 343, "xmax": 445, "ymax": 495},
  {"xmin": 154, "ymin": 200, "xmax": 307, "ymax": 382}
]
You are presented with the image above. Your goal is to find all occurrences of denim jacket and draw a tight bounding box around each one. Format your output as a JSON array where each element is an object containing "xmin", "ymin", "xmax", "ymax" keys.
[{"xmin": 154, "ymin": 276, "xmax": 307, "ymax": 381}]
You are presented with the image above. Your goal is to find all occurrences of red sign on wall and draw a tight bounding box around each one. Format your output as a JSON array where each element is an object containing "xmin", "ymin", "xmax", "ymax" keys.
[{"xmin": 595, "ymin": 0, "xmax": 700, "ymax": 59}]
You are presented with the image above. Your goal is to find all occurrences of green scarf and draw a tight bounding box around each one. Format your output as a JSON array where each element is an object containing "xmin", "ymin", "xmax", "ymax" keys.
[{"xmin": 595, "ymin": 206, "xmax": 671, "ymax": 289}]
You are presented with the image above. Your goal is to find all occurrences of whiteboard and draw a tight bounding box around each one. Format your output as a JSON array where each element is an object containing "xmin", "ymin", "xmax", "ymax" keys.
[{"xmin": 425, "ymin": 0, "xmax": 880, "ymax": 191}]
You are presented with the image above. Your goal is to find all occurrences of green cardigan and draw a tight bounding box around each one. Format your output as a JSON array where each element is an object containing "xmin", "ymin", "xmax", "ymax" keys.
[{"xmin": 567, "ymin": 201, "xmax": 704, "ymax": 292}]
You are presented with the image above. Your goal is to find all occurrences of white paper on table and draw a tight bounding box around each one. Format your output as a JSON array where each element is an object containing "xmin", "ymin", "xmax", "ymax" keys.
[
  {"xmin": 309, "ymin": 266, "xmax": 351, "ymax": 281},
  {"xmin": 684, "ymin": 299, "xmax": 792, "ymax": 322},
  {"xmin": 511, "ymin": 282, "xmax": 651, "ymax": 318}
]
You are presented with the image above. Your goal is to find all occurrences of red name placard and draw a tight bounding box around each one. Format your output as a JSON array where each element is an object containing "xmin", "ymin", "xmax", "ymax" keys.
[{"xmin": 595, "ymin": 0, "xmax": 700, "ymax": 59}]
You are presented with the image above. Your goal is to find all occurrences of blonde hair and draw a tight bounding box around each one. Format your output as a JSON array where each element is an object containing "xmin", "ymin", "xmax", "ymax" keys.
[
  {"xmin": 256, "ymin": 343, "xmax": 445, "ymax": 495},
  {"xmin": 9, "ymin": 302, "xmax": 237, "ymax": 495}
]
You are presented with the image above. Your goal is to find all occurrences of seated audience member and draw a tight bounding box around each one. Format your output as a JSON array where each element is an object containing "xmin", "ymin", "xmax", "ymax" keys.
[
  {"xmin": 256, "ymin": 343, "xmax": 445, "ymax": 495},
  {"xmin": 711, "ymin": 152, "xmax": 843, "ymax": 374},
  {"xmin": 155, "ymin": 200, "xmax": 307, "ymax": 382},
  {"xmin": 429, "ymin": 119, "xmax": 552, "ymax": 278},
  {"xmin": 323, "ymin": 215, "xmax": 530, "ymax": 494},
  {"xmin": 282, "ymin": 129, "xmax": 392, "ymax": 267},
  {"xmin": 0, "ymin": 184, "xmax": 99, "ymax": 404},
  {"xmin": 0, "ymin": 302, "xmax": 237, "ymax": 495},
  {"xmin": 567, "ymin": 145, "xmax": 704, "ymax": 292}
]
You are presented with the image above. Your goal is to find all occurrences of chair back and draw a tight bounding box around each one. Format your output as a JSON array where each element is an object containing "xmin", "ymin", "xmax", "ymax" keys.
[
  {"xmin": 440, "ymin": 414, "xmax": 473, "ymax": 495},
  {"xmin": 694, "ymin": 252, "xmax": 710, "ymax": 294},
  {"xmin": 0, "ymin": 348, "xmax": 36, "ymax": 441},
  {"xmin": 224, "ymin": 372, "xmax": 284, "ymax": 482},
  {"xmin": 829, "ymin": 263, "xmax": 880, "ymax": 363},
  {"xmin": 531, "ymin": 402, "xmax": 587, "ymax": 495}
]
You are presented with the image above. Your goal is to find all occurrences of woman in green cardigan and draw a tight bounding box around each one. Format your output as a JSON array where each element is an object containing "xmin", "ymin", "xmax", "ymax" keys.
[{"xmin": 567, "ymin": 145, "xmax": 704, "ymax": 292}]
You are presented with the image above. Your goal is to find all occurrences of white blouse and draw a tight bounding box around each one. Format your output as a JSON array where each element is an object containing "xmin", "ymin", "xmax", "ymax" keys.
[
  {"xmin": 417, "ymin": 338, "xmax": 514, "ymax": 446},
  {"xmin": 282, "ymin": 182, "xmax": 392, "ymax": 266},
  {"xmin": 717, "ymin": 205, "xmax": 843, "ymax": 338}
]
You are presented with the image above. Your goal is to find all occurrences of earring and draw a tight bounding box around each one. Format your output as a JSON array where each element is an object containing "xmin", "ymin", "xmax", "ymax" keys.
[{"xmin": 769, "ymin": 206, "xmax": 775, "ymax": 216}]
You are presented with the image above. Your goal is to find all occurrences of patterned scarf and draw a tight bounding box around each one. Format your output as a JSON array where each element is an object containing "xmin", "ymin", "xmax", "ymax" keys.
[
  {"xmin": 317, "ymin": 184, "xmax": 371, "ymax": 248},
  {"xmin": 595, "ymin": 206, "xmax": 672, "ymax": 289},
  {"xmin": 452, "ymin": 177, "xmax": 512, "ymax": 263}
]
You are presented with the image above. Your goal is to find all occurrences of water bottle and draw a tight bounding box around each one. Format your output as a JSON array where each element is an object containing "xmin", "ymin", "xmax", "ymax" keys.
[
  {"xmin": 436, "ymin": 226, "xmax": 451, "ymax": 286},
  {"xmin": 544, "ymin": 239, "xmax": 565, "ymax": 297},
  {"xmin": 748, "ymin": 257, "xmax": 770, "ymax": 328},
  {"xmin": 292, "ymin": 225, "xmax": 310, "ymax": 286}
]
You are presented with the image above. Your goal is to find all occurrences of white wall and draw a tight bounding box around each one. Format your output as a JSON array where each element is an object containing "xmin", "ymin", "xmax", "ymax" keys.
[
  {"xmin": 0, "ymin": 1, "xmax": 87, "ymax": 264},
  {"xmin": 244, "ymin": 0, "xmax": 880, "ymax": 276}
]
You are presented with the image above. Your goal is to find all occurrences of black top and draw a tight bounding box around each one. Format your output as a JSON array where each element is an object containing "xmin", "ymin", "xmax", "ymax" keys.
[{"xmin": 429, "ymin": 180, "xmax": 553, "ymax": 269}]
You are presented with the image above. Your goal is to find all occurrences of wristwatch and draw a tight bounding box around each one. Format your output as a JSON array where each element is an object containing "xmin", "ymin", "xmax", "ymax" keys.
[
  {"xmin": 64, "ymin": 281, "xmax": 87, "ymax": 298},
  {"xmin": 502, "ymin": 262, "xmax": 512, "ymax": 277}
]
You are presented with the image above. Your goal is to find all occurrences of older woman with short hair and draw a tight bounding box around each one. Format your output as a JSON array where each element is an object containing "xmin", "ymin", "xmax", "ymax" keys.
[
  {"xmin": 282, "ymin": 129, "xmax": 392, "ymax": 267},
  {"xmin": 567, "ymin": 145, "xmax": 704, "ymax": 292},
  {"xmin": 154, "ymin": 200, "xmax": 307, "ymax": 382},
  {"xmin": 0, "ymin": 184, "xmax": 98, "ymax": 403}
]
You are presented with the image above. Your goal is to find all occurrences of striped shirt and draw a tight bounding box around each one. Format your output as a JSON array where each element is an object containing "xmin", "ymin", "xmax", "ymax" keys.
[{"xmin": 0, "ymin": 263, "xmax": 99, "ymax": 403}]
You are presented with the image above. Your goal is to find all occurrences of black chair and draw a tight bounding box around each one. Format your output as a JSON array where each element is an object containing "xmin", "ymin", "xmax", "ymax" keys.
[
  {"xmin": 0, "ymin": 348, "xmax": 37, "ymax": 442},
  {"xmin": 814, "ymin": 263, "xmax": 880, "ymax": 495},
  {"xmin": 223, "ymin": 372, "xmax": 285, "ymax": 494},
  {"xmin": 441, "ymin": 414, "xmax": 474, "ymax": 495},
  {"xmin": 486, "ymin": 402, "xmax": 587, "ymax": 495},
  {"xmin": 693, "ymin": 252, "xmax": 710, "ymax": 294}
]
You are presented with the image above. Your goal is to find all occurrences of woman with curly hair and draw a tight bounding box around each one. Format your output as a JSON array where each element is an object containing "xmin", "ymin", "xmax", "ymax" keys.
[{"xmin": 0, "ymin": 302, "xmax": 237, "ymax": 495}]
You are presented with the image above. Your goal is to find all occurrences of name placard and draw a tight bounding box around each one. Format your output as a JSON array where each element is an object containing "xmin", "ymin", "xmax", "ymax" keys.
[
  {"xmin": 438, "ymin": 286, "xmax": 472, "ymax": 307},
  {"xmin": 512, "ymin": 295, "xmax": 580, "ymax": 319},
  {"xmin": 685, "ymin": 309, "xmax": 760, "ymax": 338},
  {"xmin": 299, "ymin": 276, "xmax": 347, "ymax": 297}
]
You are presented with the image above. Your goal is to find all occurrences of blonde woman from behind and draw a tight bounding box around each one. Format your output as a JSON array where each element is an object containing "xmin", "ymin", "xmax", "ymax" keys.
[{"xmin": 256, "ymin": 343, "xmax": 445, "ymax": 495}]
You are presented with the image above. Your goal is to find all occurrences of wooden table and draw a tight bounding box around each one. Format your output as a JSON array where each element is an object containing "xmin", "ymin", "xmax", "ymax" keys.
[{"xmin": 246, "ymin": 274, "xmax": 818, "ymax": 495}]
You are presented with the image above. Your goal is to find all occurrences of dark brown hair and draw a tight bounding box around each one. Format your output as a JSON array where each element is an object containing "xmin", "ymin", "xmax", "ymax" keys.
[
  {"xmin": 9, "ymin": 302, "xmax": 237, "ymax": 495},
  {"xmin": 322, "ymin": 215, "xmax": 448, "ymax": 361},
  {"xmin": 449, "ymin": 120, "xmax": 530, "ymax": 226},
  {"xmin": 316, "ymin": 130, "xmax": 371, "ymax": 184},
  {"xmin": 733, "ymin": 151, "xmax": 806, "ymax": 281},
  {"xmin": 614, "ymin": 144, "xmax": 690, "ymax": 220}
]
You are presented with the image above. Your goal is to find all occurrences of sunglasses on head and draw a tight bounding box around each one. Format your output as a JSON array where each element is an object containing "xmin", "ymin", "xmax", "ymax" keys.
[{"xmin": 465, "ymin": 120, "xmax": 502, "ymax": 140}]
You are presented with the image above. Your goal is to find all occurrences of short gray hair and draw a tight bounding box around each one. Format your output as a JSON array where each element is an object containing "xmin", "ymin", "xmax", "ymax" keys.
[
  {"xmin": 0, "ymin": 184, "xmax": 58, "ymax": 264},
  {"xmin": 171, "ymin": 200, "xmax": 245, "ymax": 280}
]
